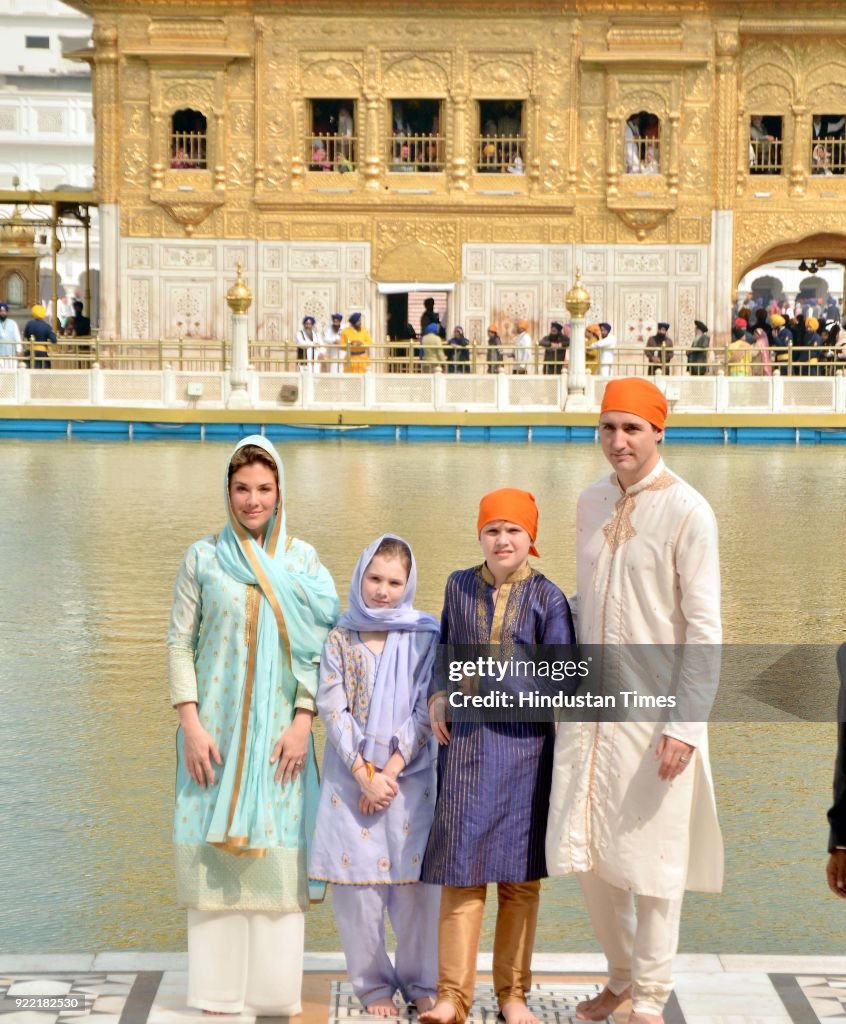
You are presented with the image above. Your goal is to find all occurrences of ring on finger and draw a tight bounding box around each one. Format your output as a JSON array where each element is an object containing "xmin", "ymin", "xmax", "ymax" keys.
[{"xmin": 679, "ymin": 755, "xmax": 690, "ymax": 764}]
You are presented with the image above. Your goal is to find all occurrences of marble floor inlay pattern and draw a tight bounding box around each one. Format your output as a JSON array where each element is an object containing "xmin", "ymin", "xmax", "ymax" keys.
[
  {"xmin": 790, "ymin": 976, "xmax": 846, "ymax": 1024},
  {"xmin": 0, "ymin": 972, "xmax": 156, "ymax": 1024},
  {"xmin": 328, "ymin": 980, "xmax": 605, "ymax": 1024}
]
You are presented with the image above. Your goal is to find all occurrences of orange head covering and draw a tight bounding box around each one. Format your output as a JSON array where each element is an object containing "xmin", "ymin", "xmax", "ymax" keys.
[
  {"xmin": 586, "ymin": 322, "xmax": 601, "ymax": 336},
  {"xmin": 488, "ymin": 323, "xmax": 499, "ymax": 333},
  {"xmin": 806, "ymin": 316, "xmax": 819, "ymax": 331},
  {"xmin": 600, "ymin": 377, "xmax": 667, "ymax": 430},
  {"xmin": 31, "ymin": 304, "xmax": 47, "ymax": 319},
  {"xmin": 477, "ymin": 487, "xmax": 540, "ymax": 557},
  {"xmin": 517, "ymin": 319, "xmax": 529, "ymax": 331},
  {"xmin": 770, "ymin": 314, "xmax": 785, "ymax": 327}
]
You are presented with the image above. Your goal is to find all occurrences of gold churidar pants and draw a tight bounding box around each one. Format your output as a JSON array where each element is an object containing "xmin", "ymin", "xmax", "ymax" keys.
[{"xmin": 436, "ymin": 881, "xmax": 540, "ymax": 1023}]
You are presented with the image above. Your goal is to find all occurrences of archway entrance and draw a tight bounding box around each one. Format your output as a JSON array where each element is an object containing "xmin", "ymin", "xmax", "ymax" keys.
[{"xmin": 737, "ymin": 232, "xmax": 846, "ymax": 319}]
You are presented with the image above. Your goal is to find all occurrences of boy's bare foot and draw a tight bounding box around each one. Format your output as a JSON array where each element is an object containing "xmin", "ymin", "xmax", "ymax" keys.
[
  {"xmin": 415, "ymin": 997, "xmax": 437, "ymax": 1015},
  {"xmin": 575, "ymin": 986, "xmax": 632, "ymax": 1021},
  {"xmin": 628, "ymin": 1013, "xmax": 663, "ymax": 1024},
  {"xmin": 500, "ymin": 1000, "xmax": 539, "ymax": 1024},
  {"xmin": 419, "ymin": 999, "xmax": 458, "ymax": 1024},
  {"xmin": 365, "ymin": 997, "xmax": 399, "ymax": 1017}
]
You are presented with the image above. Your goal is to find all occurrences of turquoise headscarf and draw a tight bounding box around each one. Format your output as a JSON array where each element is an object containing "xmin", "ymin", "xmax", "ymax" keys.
[{"xmin": 206, "ymin": 435, "xmax": 339, "ymax": 856}]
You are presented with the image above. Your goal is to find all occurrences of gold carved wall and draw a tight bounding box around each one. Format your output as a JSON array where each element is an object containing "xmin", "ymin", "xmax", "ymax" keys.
[{"xmin": 70, "ymin": 0, "xmax": 846, "ymax": 285}]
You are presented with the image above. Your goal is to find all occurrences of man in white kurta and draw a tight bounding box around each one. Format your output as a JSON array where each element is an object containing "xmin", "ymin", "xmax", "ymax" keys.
[{"xmin": 546, "ymin": 377, "xmax": 722, "ymax": 1024}]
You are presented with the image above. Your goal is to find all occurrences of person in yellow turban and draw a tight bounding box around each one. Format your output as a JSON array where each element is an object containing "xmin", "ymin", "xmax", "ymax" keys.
[{"xmin": 22, "ymin": 303, "xmax": 57, "ymax": 368}]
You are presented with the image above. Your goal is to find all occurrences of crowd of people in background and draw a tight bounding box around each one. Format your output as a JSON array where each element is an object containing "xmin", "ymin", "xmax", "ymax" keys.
[{"xmin": 727, "ymin": 292, "xmax": 846, "ymax": 376}]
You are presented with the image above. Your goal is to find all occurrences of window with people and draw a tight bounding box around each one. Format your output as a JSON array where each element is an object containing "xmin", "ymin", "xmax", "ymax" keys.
[
  {"xmin": 389, "ymin": 99, "xmax": 444, "ymax": 172},
  {"xmin": 749, "ymin": 115, "xmax": 783, "ymax": 174},
  {"xmin": 811, "ymin": 113, "xmax": 846, "ymax": 176},
  {"xmin": 477, "ymin": 100, "xmax": 525, "ymax": 174},
  {"xmin": 624, "ymin": 110, "xmax": 661, "ymax": 175},
  {"xmin": 308, "ymin": 99, "xmax": 357, "ymax": 172},
  {"xmin": 170, "ymin": 108, "xmax": 207, "ymax": 169}
]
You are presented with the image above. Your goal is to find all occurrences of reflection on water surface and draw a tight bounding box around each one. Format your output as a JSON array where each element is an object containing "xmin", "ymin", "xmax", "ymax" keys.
[{"xmin": 0, "ymin": 439, "xmax": 844, "ymax": 953}]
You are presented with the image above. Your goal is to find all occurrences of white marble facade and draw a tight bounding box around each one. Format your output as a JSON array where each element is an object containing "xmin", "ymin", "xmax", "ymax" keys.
[{"xmin": 120, "ymin": 238, "xmax": 709, "ymax": 348}]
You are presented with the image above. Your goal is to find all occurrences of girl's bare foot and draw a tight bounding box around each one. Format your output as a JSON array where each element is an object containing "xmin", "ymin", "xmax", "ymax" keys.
[
  {"xmin": 415, "ymin": 997, "xmax": 437, "ymax": 1015},
  {"xmin": 419, "ymin": 999, "xmax": 458, "ymax": 1024},
  {"xmin": 366, "ymin": 997, "xmax": 399, "ymax": 1017},
  {"xmin": 362, "ymin": 999, "xmax": 399, "ymax": 1015},
  {"xmin": 501, "ymin": 1000, "xmax": 539, "ymax": 1024},
  {"xmin": 575, "ymin": 986, "xmax": 632, "ymax": 1021}
]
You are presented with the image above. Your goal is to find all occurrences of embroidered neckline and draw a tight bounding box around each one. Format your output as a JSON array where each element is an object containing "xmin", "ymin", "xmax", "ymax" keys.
[{"xmin": 603, "ymin": 469, "xmax": 677, "ymax": 552}]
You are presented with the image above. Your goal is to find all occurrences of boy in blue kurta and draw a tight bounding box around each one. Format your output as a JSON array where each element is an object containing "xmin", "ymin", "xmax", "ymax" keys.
[
  {"xmin": 420, "ymin": 489, "xmax": 575, "ymax": 1024},
  {"xmin": 310, "ymin": 535, "xmax": 441, "ymax": 1017}
]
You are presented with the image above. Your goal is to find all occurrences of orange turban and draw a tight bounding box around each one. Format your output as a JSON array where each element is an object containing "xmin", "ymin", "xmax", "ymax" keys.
[
  {"xmin": 517, "ymin": 319, "xmax": 529, "ymax": 331},
  {"xmin": 586, "ymin": 322, "xmax": 601, "ymax": 336},
  {"xmin": 477, "ymin": 487, "xmax": 540, "ymax": 557},
  {"xmin": 770, "ymin": 314, "xmax": 785, "ymax": 327},
  {"xmin": 600, "ymin": 377, "xmax": 668, "ymax": 430},
  {"xmin": 806, "ymin": 316, "xmax": 819, "ymax": 331}
]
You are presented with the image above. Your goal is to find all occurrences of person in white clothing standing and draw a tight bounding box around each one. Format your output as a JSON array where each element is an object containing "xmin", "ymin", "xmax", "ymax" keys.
[
  {"xmin": 590, "ymin": 322, "xmax": 617, "ymax": 376},
  {"xmin": 0, "ymin": 302, "xmax": 21, "ymax": 367},
  {"xmin": 323, "ymin": 313, "xmax": 344, "ymax": 374},
  {"xmin": 546, "ymin": 377, "xmax": 722, "ymax": 1024}
]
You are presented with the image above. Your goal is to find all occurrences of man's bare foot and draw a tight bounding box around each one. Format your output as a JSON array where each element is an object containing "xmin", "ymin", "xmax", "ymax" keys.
[
  {"xmin": 365, "ymin": 997, "xmax": 399, "ymax": 1017},
  {"xmin": 500, "ymin": 999, "xmax": 540, "ymax": 1024},
  {"xmin": 415, "ymin": 997, "xmax": 437, "ymax": 1015},
  {"xmin": 575, "ymin": 986, "xmax": 632, "ymax": 1021},
  {"xmin": 628, "ymin": 1013, "xmax": 663, "ymax": 1024},
  {"xmin": 419, "ymin": 999, "xmax": 458, "ymax": 1024}
]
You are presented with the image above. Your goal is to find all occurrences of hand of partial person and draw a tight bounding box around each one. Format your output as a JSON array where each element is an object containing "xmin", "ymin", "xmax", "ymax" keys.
[
  {"xmin": 827, "ymin": 850, "xmax": 846, "ymax": 898},
  {"xmin": 655, "ymin": 734, "xmax": 695, "ymax": 781},
  {"xmin": 270, "ymin": 718, "xmax": 310, "ymax": 785},
  {"xmin": 429, "ymin": 694, "xmax": 450, "ymax": 745},
  {"xmin": 182, "ymin": 723, "xmax": 223, "ymax": 787}
]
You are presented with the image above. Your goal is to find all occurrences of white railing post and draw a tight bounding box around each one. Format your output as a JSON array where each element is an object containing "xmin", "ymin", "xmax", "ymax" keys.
[
  {"xmin": 16, "ymin": 366, "xmax": 30, "ymax": 404},
  {"xmin": 715, "ymin": 370, "xmax": 729, "ymax": 413},
  {"xmin": 163, "ymin": 363, "xmax": 176, "ymax": 406},
  {"xmin": 362, "ymin": 370, "xmax": 376, "ymax": 409},
  {"xmin": 771, "ymin": 370, "xmax": 785, "ymax": 413},
  {"xmin": 301, "ymin": 366, "xmax": 315, "ymax": 407},
  {"xmin": 433, "ymin": 366, "xmax": 446, "ymax": 410},
  {"xmin": 247, "ymin": 365, "xmax": 259, "ymax": 407},
  {"xmin": 89, "ymin": 363, "xmax": 104, "ymax": 405},
  {"xmin": 495, "ymin": 367, "xmax": 509, "ymax": 410},
  {"xmin": 827, "ymin": 372, "xmax": 839, "ymax": 411}
]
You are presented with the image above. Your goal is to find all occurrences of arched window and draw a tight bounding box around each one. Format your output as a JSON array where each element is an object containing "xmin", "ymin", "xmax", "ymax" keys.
[
  {"xmin": 6, "ymin": 271, "xmax": 25, "ymax": 307},
  {"xmin": 624, "ymin": 110, "xmax": 661, "ymax": 175},
  {"xmin": 170, "ymin": 108, "xmax": 207, "ymax": 169}
]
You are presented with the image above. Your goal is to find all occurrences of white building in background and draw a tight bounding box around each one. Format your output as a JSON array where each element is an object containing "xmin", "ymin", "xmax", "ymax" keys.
[{"xmin": 0, "ymin": 0, "xmax": 97, "ymax": 320}]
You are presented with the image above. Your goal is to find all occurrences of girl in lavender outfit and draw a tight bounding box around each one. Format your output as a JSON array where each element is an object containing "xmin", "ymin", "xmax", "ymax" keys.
[{"xmin": 310, "ymin": 535, "xmax": 440, "ymax": 1017}]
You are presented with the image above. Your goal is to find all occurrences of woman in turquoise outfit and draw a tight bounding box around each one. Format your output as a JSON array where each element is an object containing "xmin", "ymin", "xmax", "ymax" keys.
[{"xmin": 168, "ymin": 435, "xmax": 339, "ymax": 1015}]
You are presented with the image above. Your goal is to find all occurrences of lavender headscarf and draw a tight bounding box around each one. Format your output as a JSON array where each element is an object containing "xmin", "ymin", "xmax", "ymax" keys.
[{"xmin": 337, "ymin": 534, "xmax": 439, "ymax": 769}]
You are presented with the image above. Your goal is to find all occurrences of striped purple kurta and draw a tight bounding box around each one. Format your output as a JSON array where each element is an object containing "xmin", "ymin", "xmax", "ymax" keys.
[{"xmin": 421, "ymin": 564, "xmax": 574, "ymax": 887}]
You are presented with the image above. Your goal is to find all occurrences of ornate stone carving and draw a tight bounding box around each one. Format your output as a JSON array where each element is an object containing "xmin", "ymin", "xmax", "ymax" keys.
[
  {"xmin": 615, "ymin": 251, "xmax": 668, "ymax": 275},
  {"xmin": 161, "ymin": 246, "xmax": 215, "ymax": 268},
  {"xmin": 129, "ymin": 278, "xmax": 150, "ymax": 339},
  {"xmin": 470, "ymin": 59, "xmax": 530, "ymax": 94},
  {"xmin": 383, "ymin": 53, "xmax": 448, "ymax": 91},
  {"xmin": 151, "ymin": 194, "xmax": 224, "ymax": 235},
  {"xmin": 492, "ymin": 251, "xmax": 542, "ymax": 274},
  {"xmin": 289, "ymin": 249, "xmax": 341, "ymax": 272}
]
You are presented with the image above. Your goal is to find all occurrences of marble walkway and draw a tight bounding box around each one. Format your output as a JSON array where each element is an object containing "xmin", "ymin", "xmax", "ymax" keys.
[{"xmin": 2, "ymin": 955, "xmax": 846, "ymax": 1024}]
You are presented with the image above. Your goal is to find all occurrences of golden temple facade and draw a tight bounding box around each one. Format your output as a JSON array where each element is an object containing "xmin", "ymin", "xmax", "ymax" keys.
[{"xmin": 66, "ymin": 0, "xmax": 846, "ymax": 348}]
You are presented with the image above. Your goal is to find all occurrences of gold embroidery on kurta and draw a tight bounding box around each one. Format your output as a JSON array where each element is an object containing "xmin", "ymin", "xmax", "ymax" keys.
[{"xmin": 602, "ymin": 471, "xmax": 676, "ymax": 553}]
